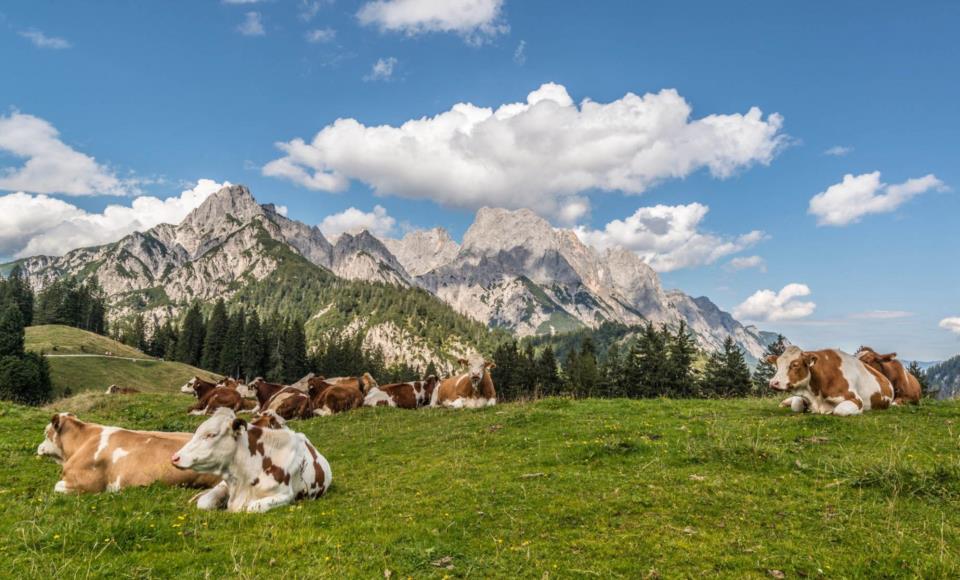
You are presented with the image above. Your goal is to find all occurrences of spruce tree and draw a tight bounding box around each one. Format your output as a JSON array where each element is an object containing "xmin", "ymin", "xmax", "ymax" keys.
[
  {"xmin": 667, "ymin": 321, "xmax": 698, "ymax": 397},
  {"xmin": 175, "ymin": 302, "xmax": 206, "ymax": 366},
  {"xmin": 220, "ymin": 309, "xmax": 246, "ymax": 379},
  {"xmin": 242, "ymin": 311, "xmax": 267, "ymax": 380},
  {"xmin": 537, "ymin": 346, "xmax": 560, "ymax": 397},
  {"xmin": 0, "ymin": 303, "xmax": 25, "ymax": 358},
  {"xmin": 752, "ymin": 334, "xmax": 787, "ymax": 393},
  {"xmin": 634, "ymin": 323, "xmax": 670, "ymax": 397},
  {"xmin": 201, "ymin": 299, "xmax": 229, "ymax": 372},
  {"xmin": 702, "ymin": 337, "xmax": 752, "ymax": 397},
  {"xmin": 578, "ymin": 337, "xmax": 600, "ymax": 397},
  {"xmin": 6, "ymin": 266, "xmax": 34, "ymax": 324},
  {"xmin": 908, "ymin": 360, "xmax": 937, "ymax": 399}
]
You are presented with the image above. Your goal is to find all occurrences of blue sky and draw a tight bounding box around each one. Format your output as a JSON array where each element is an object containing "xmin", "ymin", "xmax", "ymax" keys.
[{"xmin": 1, "ymin": 0, "xmax": 958, "ymax": 359}]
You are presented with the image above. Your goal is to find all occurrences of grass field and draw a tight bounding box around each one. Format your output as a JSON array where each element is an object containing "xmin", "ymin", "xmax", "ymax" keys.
[
  {"xmin": 2, "ymin": 394, "xmax": 959, "ymax": 578},
  {"xmin": 24, "ymin": 325, "xmax": 220, "ymax": 397}
]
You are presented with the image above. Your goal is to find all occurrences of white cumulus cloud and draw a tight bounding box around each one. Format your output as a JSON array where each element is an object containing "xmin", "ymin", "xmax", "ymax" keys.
[
  {"xmin": 0, "ymin": 179, "xmax": 226, "ymax": 259},
  {"xmin": 237, "ymin": 11, "xmax": 265, "ymax": 36},
  {"xmin": 357, "ymin": 0, "xmax": 507, "ymax": 44},
  {"xmin": 727, "ymin": 255, "xmax": 766, "ymax": 272},
  {"xmin": 319, "ymin": 205, "xmax": 396, "ymax": 239},
  {"xmin": 940, "ymin": 317, "xmax": 960, "ymax": 335},
  {"xmin": 809, "ymin": 171, "xmax": 945, "ymax": 226},
  {"xmin": 19, "ymin": 29, "xmax": 71, "ymax": 49},
  {"xmin": 263, "ymin": 83, "xmax": 786, "ymax": 219},
  {"xmin": 734, "ymin": 283, "xmax": 816, "ymax": 322},
  {"xmin": 0, "ymin": 111, "xmax": 138, "ymax": 196},
  {"xmin": 305, "ymin": 28, "xmax": 336, "ymax": 43},
  {"xmin": 574, "ymin": 203, "xmax": 765, "ymax": 272},
  {"xmin": 364, "ymin": 57, "xmax": 397, "ymax": 81}
]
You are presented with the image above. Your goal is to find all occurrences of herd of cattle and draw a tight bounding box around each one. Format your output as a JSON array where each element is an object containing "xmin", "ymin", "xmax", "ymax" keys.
[{"xmin": 36, "ymin": 346, "xmax": 923, "ymax": 512}]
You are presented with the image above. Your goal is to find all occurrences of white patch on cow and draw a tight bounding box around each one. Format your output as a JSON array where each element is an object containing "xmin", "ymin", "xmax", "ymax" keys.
[
  {"xmin": 446, "ymin": 397, "xmax": 466, "ymax": 409},
  {"xmin": 107, "ymin": 477, "xmax": 123, "ymax": 492},
  {"xmin": 314, "ymin": 405, "xmax": 333, "ymax": 417},
  {"xmin": 111, "ymin": 447, "xmax": 129, "ymax": 464},
  {"xmin": 363, "ymin": 387, "xmax": 395, "ymax": 408},
  {"xmin": 195, "ymin": 482, "xmax": 230, "ymax": 510},
  {"xmin": 833, "ymin": 400, "xmax": 862, "ymax": 416},
  {"xmin": 54, "ymin": 480, "xmax": 70, "ymax": 493},
  {"xmin": 94, "ymin": 427, "xmax": 118, "ymax": 461},
  {"xmin": 188, "ymin": 409, "xmax": 206, "ymax": 416}
]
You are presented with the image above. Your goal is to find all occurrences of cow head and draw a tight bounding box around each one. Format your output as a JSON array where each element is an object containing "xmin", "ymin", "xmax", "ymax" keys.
[
  {"xmin": 458, "ymin": 355, "xmax": 495, "ymax": 388},
  {"xmin": 856, "ymin": 347, "xmax": 898, "ymax": 372},
  {"xmin": 105, "ymin": 384, "xmax": 120, "ymax": 395},
  {"xmin": 250, "ymin": 410, "xmax": 287, "ymax": 430},
  {"xmin": 180, "ymin": 376, "xmax": 201, "ymax": 394},
  {"xmin": 423, "ymin": 375, "xmax": 439, "ymax": 397},
  {"xmin": 171, "ymin": 408, "xmax": 245, "ymax": 472},
  {"xmin": 767, "ymin": 346, "xmax": 818, "ymax": 391},
  {"xmin": 360, "ymin": 372, "xmax": 379, "ymax": 394},
  {"xmin": 37, "ymin": 413, "xmax": 76, "ymax": 463}
]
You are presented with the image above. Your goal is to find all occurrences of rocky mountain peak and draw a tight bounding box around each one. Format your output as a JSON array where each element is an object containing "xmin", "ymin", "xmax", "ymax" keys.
[
  {"xmin": 462, "ymin": 207, "xmax": 558, "ymax": 256},
  {"xmin": 384, "ymin": 227, "xmax": 460, "ymax": 277}
]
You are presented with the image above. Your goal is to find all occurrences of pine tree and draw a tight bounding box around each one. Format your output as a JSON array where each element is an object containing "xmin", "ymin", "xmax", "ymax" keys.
[
  {"xmin": 175, "ymin": 302, "xmax": 206, "ymax": 366},
  {"xmin": 632, "ymin": 323, "xmax": 670, "ymax": 397},
  {"xmin": 702, "ymin": 337, "xmax": 753, "ymax": 397},
  {"xmin": 908, "ymin": 360, "xmax": 937, "ymax": 399},
  {"xmin": 424, "ymin": 360, "xmax": 439, "ymax": 378},
  {"xmin": 201, "ymin": 299, "xmax": 229, "ymax": 372},
  {"xmin": 752, "ymin": 334, "xmax": 786, "ymax": 393},
  {"xmin": 126, "ymin": 313, "xmax": 148, "ymax": 352},
  {"xmin": 667, "ymin": 321, "xmax": 698, "ymax": 397},
  {"xmin": 0, "ymin": 303, "xmax": 25, "ymax": 358},
  {"xmin": 220, "ymin": 309, "xmax": 246, "ymax": 379},
  {"xmin": 537, "ymin": 345, "xmax": 560, "ymax": 397},
  {"xmin": 242, "ymin": 311, "xmax": 267, "ymax": 381},
  {"xmin": 601, "ymin": 342, "xmax": 623, "ymax": 397},
  {"xmin": 578, "ymin": 337, "xmax": 600, "ymax": 397},
  {"xmin": 6, "ymin": 266, "xmax": 34, "ymax": 324}
]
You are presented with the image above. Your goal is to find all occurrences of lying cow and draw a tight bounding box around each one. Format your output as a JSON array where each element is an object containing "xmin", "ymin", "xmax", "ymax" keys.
[
  {"xmin": 307, "ymin": 376, "xmax": 364, "ymax": 416},
  {"xmin": 856, "ymin": 347, "xmax": 922, "ymax": 405},
  {"xmin": 364, "ymin": 376, "xmax": 439, "ymax": 409},
  {"xmin": 171, "ymin": 408, "xmax": 332, "ymax": 513},
  {"xmin": 433, "ymin": 355, "xmax": 497, "ymax": 409},
  {"xmin": 37, "ymin": 413, "xmax": 220, "ymax": 493},
  {"xmin": 769, "ymin": 346, "xmax": 894, "ymax": 416},
  {"xmin": 187, "ymin": 382, "xmax": 256, "ymax": 416},
  {"xmin": 181, "ymin": 376, "xmax": 254, "ymax": 399},
  {"xmin": 105, "ymin": 384, "xmax": 140, "ymax": 395},
  {"xmin": 250, "ymin": 377, "xmax": 313, "ymax": 420}
]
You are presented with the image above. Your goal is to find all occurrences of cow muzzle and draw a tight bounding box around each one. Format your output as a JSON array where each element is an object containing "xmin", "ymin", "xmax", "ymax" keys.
[
  {"xmin": 171, "ymin": 454, "xmax": 186, "ymax": 470},
  {"xmin": 768, "ymin": 379, "xmax": 788, "ymax": 391}
]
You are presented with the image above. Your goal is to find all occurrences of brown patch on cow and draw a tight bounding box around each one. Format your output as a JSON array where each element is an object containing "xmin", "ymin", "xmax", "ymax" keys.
[
  {"xmin": 247, "ymin": 426, "xmax": 265, "ymax": 456},
  {"xmin": 378, "ymin": 383, "xmax": 419, "ymax": 409},
  {"xmin": 870, "ymin": 392, "xmax": 891, "ymax": 410},
  {"xmin": 262, "ymin": 457, "xmax": 291, "ymax": 485},
  {"xmin": 251, "ymin": 477, "xmax": 259, "ymax": 486},
  {"xmin": 271, "ymin": 390, "xmax": 314, "ymax": 420},
  {"xmin": 858, "ymin": 347, "xmax": 919, "ymax": 404},
  {"xmin": 804, "ymin": 350, "xmax": 851, "ymax": 399},
  {"xmin": 309, "ymin": 381, "xmax": 363, "ymax": 415},
  {"xmin": 306, "ymin": 444, "xmax": 326, "ymax": 495},
  {"xmin": 188, "ymin": 387, "xmax": 248, "ymax": 415},
  {"xmin": 250, "ymin": 378, "xmax": 288, "ymax": 409}
]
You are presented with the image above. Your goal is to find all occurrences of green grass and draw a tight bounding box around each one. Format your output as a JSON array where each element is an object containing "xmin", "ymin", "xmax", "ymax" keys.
[
  {"xmin": 2, "ymin": 395, "xmax": 959, "ymax": 578},
  {"xmin": 26, "ymin": 325, "xmax": 151, "ymax": 359},
  {"xmin": 25, "ymin": 325, "xmax": 219, "ymax": 397}
]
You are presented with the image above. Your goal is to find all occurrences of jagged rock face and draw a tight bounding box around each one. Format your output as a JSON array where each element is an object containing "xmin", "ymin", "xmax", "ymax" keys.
[
  {"xmin": 384, "ymin": 228, "xmax": 459, "ymax": 277},
  {"xmin": 330, "ymin": 231, "xmax": 412, "ymax": 286}
]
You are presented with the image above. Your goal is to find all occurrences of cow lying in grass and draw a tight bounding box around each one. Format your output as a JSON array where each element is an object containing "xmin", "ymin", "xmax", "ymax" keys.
[
  {"xmin": 181, "ymin": 376, "xmax": 254, "ymax": 399},
  {"xmin": 769, "ymin": 346, "xmax": 894, "ymax": 416},
  {"xmin": 105, "ymin": 384, "xmax": 140, "ymax": 395},
  {"xmin": 856, "ymin": 347, "xmax": 922, "ymax": 405},
  {"xmin": 172, "ymin": 408, "xmax": 332, "ymax": 513},
  {"xmin": 186, "ymin": 379, "xmax": 257, "ymax": 416},
  {"xmin": 433, "ymin": 355, "xmax": 497, "ymax": 409},
  {"xmin": 37, "ymin": 413, "xmax": 220, "ymax": 493},
  {"xmin": 364, "ymin": 376, "xmax": 439, "ymax": 409},
  {"xmin": 250, "ymin": 377, "xmax": 314, "ymax": 420},
  {"xmin": 307, "ymin": 376, "xmax": 364, "ymax": 416}
]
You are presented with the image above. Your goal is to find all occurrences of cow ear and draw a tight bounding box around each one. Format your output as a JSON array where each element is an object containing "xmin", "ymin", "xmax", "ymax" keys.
[
  {"xmin": 879, "ymin": 352, "xmax": 897, "ymax": 362},
  {"xmin": 50, "ymin": 414, "xmax": 61, "ymax": 431},
  {"xmin": 231, "ymin": 418, "xmax": 247, "ymax": 434},
  {"xmin": 457, "ymin": 358, "xmax": 469, "ymax": 367},
  {"xmin": 764, "ymin": 354, "xmax": 779, "ymax": 365},
  {"xmin": 803, "ymin": 352, "xmax": 819, "ymax": 367},
  {"xmin": 485, "ymin": 360, "xmax": 496, "ymax": 369}
]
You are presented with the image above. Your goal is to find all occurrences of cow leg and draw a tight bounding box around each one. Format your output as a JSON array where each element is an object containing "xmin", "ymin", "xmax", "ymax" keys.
[
  {"xmin": 446, "ymin": 398, "xmax": 465, "ymax": 409},
  {"xmin": 780, "ymin": 396, "xmax": 808, "ymax": 413},
  {"xmin": 244, "ymin": 491, "xmax": 294, "ymax": 513},
  {"xmin": 194, "ymin": 482, "xmax": 230, "ymax": 510},
  {"xmin": 54, "ymin": 480, "xmax": 74, "ymax": 493},
  {"xmin": 832, "ymin": 400, "xmax": 862, "ymax": 416}
]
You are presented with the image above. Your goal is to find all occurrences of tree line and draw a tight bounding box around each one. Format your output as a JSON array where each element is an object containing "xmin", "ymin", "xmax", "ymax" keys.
[{"xmin": 0, "ymin": 266, "xmax": 52, "ymax": 405}]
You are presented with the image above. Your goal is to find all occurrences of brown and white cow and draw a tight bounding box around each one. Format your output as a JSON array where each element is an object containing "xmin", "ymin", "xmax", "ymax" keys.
[
  {"xmin": 181, "ymin": 376, "xmax": 254, "ymax": 399},
  {"xmin": 187, "ymin": 383, "xmax": 256, "ymax": 416},
  {"xmin": 768, "ymin": 346, "xmax": 894, "ymax": 416},
  {"xmin": 171, "ymin": 408, "xmax": 332, "ymax": 513},
  {"xmin": 105, "ymin": 384, "xmax": 140, "ymax": 395},
  {"xmin": 856, "ymin": 347, "xmax": 922, "ymax": 405},
  {"xmin": 364, "ymin": 376, "xmax": 439, "ymax": 409},
  {"xmin": 433, "ymin": 355, "xmax": 496, "ymax": 409},
  {"xmin": 37, "ymin": 413, "xmax": 220, "ymax": 493},
  {"xmin": 250, "ymin": 377, "xmax": 314, "ymax": 420},
  {"xmin": 307, "ymin": 377, "xmax": 364, "ymax": 416}
]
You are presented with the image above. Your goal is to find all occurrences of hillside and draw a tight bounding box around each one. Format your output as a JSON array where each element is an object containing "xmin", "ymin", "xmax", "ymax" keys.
[
  {"xmin": 3, "ymin": 396, "xmax": 958, "ymax": 577},
  {"xmin": 25, "ymin": 325, "xmax": 219, "ymax": 396},
  {"xmin": 928, "ymin": 354, "xmax": 960, "ymax": 398}
]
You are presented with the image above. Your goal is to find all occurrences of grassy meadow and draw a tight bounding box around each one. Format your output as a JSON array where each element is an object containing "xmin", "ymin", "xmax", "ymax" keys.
[
  {"xmin": 25, "ymin": 325, "xmax": 220, "ymax": 397},
  {"xmin": 2, "ymin": 393, "xmax": 959, "ymax": 578}
]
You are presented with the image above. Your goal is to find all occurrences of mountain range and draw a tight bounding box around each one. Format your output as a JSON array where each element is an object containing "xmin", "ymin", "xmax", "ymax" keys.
[{"xmin": 7, "ymin": 185, "xmax": 778, "ymax": 368}]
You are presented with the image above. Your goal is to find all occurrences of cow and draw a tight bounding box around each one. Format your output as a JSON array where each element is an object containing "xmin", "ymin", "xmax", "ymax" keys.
[
  {"xmin": 37, "ymin": 413, "xmax": 220, "ymax": 493},
  {"xmin": 321, "ymin": 373, "xmax": 378, "ymax": 393},
  {"xmin": 364, "ymin": 376, "xmax": 439, "ymax": 409},
  {"xmin": 187, "ymin": 383, "xmax": 256, "ymax": 416},
  {"xmin": 250, "ymin": 410, "xmax": 288, "ymax": 430},
  {"xmin": 181, "ymin": 376, "xmax": 254, "ymax": 399},
  {"xmin": 768, "ymin": 345, "xmax": 894, "ymax": 416},
  {"xmin": 105, "ymin": 384, "xmax": 140, "ymax": 395},
  {"xmin": 180, "ymin": 376, "xmax": 217, "ymax": 395},
  {"xmin": 856, "ymin": 347, "xmax": 922, "ymax": 405},
  {"xmin": 171, "ymin": 408, "xmax": 332, "ymax": 513},
  {"xmin": 249, "ymin": 377, "xmax": 314, "ymax": 420},
  {"xmin": 433, "ymin": 355, "xmax": 497, "ymax": 409},
  {"xmin": 307, "ymin": 377, "xmax": 364, "ymax": 416}
]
